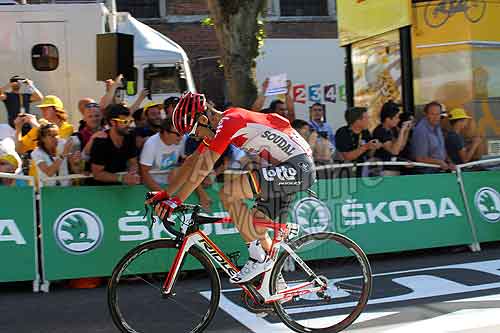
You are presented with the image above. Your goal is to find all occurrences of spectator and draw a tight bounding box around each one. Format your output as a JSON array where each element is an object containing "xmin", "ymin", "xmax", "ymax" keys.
[
  {"xmin": 291, "ymin": 119, "xmax": 331, "ymax": 164},
  {"xmin": 397, "ymin": 112, "xmax": 415, "ymax": 162},
  {"xmin": 31, "ymin": 122, "xmax": 81, "ymax": 187},
  {"xmin": 445, "ymin": 108, "xmax": 482, "ymax": 165},
  {"xmin": 410, "ymin": 101, "xmax": 454, "ymax": 172},
  {"xmin": 373, "ymin": 101, "xmax": 412, "ymax": 176},
  {"xmin": 73, "ymin": 102, "xmax": 105, "ymax": 173},
  {"xmin": 140, "ymin": 117, "xmax": 185, "ymax": 191},
  {"xmin": 77, "ymin": 102, "xmax": 103, "ymax": 148},
  {"xmin": 0, "ymin": 137, "xmax": 22, "ymax": 174},
  {"xmin": 90, "ymin": 104, "xmax": 140, "ymax": 186},
  {"xmin": 163, "ymin": 96, "xmax": 180, "ymax": 117},
  {"xmin": 16, "ymin": 95, "xmax": 74, "ymax": 154},
  {"xmin": 132, "ymin": 108, "xmax": 147, "ymax": 128},
  {"xmin": 252, "ymin": 78, "xmax": 296, "ymax": 121},
  {"xmin": 0, "ymin": 75, "xmax": 43, "ymax": 128},
  {"xmin": 135, "ymin": 101, "xmax": 163, "ymax": 149},
  {"xmin": 78, "ymin": 97, "xmax": 95, "ymax": 116},
  {"xmin": 309, "ymin": 103, "xmax": 335, "ymax": 148},
  {"xmin": 335, "ymin": 107, "xmax": 381, "ymax": 164},
  {"xmin": 0, "ymin": 153, "xmax": 19, "ymax": 186}
]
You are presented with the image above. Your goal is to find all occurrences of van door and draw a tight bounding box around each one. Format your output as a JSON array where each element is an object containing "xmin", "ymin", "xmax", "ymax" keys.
[{"xmin": 17, "ymin": 21, "xmax": 69, "ymax": 116}]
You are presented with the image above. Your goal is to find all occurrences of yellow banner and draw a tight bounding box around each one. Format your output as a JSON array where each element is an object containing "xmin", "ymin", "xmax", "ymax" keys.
[
  {"xmin": 413, "ymin": 0, "xmax": 500, "ymax": 51},
  {"xmin": 337, "ymin": 0, "xmax": 412, "ymax": 46}
]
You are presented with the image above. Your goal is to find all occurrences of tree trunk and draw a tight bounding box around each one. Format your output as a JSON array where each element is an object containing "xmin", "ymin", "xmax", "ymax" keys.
[{"xmin": 207, "ymin": 0, "xmax": 267, "ymax": 108}]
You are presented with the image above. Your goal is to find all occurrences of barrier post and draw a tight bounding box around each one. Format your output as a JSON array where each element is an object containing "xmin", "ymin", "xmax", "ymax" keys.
[{"xmin": 455, "ymin": 167, "xmax": 481, "ymax": 252}]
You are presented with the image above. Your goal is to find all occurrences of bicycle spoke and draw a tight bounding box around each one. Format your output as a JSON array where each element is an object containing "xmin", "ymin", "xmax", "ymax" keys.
[
  {"xmin": 271, "ymin": 232, "xmax": 372, "ymax": 333},
  {"xmin": 108, "ymin": 240, "xmax": 221, "ymax": 333}
]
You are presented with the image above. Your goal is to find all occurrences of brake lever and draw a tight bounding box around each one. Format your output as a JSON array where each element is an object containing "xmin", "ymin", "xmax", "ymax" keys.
[{"xmin": 143, "ymin": 204, "xmax": 158, "ymax": 228}]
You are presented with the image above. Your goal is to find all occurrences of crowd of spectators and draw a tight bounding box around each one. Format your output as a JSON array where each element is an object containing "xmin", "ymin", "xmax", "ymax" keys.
[{"xmin": 0, "ymin": 73, "xmax": 486, "ymax": 193}]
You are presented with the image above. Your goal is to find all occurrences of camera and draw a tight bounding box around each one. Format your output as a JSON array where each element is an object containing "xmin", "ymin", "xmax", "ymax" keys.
[{"xmin": 318, "ymin": 131, "xmax": 329, "ymax": 139}]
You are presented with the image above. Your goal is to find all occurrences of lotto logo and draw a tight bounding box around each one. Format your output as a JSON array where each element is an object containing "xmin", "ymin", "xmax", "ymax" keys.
[{"xmin": 262, "ymin": 166, "xmax": 297, "ymax": 182}]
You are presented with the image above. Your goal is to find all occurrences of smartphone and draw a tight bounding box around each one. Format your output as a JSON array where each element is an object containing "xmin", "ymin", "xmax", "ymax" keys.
[{"xmin": 318, "ymin": 131, "xmax": 329, "ymax": 139}]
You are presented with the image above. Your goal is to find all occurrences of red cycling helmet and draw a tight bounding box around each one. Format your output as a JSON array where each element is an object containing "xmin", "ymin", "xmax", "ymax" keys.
[{"xmin": 172, "ymin": 92, "xmax": 206, "ymax": 135}]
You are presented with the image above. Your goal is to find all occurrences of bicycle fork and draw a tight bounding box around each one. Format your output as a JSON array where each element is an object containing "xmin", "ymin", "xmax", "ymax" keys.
[{"xmin": 256, "ymin": 241, "xmax": 329, "ymax": 304}]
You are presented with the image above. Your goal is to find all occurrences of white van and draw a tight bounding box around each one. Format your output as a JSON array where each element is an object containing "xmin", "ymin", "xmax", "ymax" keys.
[{"xmin": 0, "ymin": 2, "xmax": 195, "ymax": 126}]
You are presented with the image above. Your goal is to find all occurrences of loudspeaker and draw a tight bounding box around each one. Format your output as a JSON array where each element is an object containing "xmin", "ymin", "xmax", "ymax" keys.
[{"xmin": 96, "ymin": 33, "xmax": 134, "ymax": 82}]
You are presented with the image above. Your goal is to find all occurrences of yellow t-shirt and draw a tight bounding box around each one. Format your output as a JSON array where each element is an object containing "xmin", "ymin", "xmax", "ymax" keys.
[{"xmin": 20, "ymin": 121, "xmax": 74, "ymax": 153}]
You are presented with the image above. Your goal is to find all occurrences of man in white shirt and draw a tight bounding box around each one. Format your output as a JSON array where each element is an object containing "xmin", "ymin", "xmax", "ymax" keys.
[{"xmin": 140, "ymin": 118, "xmax": 185, "ymax": 191}]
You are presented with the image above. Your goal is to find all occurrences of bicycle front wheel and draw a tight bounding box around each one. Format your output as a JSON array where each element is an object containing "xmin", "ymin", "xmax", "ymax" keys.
[
  {"xmin": 271, "ymin": 232, "xmax": 372, "ymax": 333},
  {"xmin": 108, "ymin": 239, "xmax": 221, "ymax": 333}
]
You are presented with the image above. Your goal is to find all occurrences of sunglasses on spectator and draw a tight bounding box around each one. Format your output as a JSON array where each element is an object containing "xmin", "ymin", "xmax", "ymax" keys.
[
  {"xmin": 85, "ymin": 103, "xmax": 100, "ymax": 109},
  {"xmin": 112, "ymin": 118, "xmax": 133, "ymax": 125}
]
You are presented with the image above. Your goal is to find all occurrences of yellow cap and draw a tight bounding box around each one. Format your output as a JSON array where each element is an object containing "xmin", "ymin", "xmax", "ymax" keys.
[
  {"xmin": 448, "ymin": 108, "xmax": 472, "ymax": 121},
  {"xmin": 144, "ymin": 101, "xmax": 163, "ymax": 113},
  {"xmin": 37, "ymin": 95, "xmax": 64, "ymax": 111},
  {"xmin": 0, "ymin": 154, "xmax": 19, "ymax": 169}
]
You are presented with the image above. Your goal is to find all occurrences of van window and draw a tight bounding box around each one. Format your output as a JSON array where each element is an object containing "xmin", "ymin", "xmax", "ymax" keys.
[
  {"xmin": 32, "ymin": 44, "xmax": 59, "ymax": 71},
  {"xmin": 144, "ymin": 66, "xmax": 180, "ymax": 95}
]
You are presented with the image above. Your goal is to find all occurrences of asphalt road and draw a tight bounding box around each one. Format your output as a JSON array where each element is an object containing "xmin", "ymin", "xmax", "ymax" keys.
[{"xmin": 2, "ymin": 242, "xmax": 500, "ymax": 333}]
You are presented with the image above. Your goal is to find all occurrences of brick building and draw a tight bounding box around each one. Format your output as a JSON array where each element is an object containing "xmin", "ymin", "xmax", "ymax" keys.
[{"xmin": 117, "ymin": 0, "xmax": 339, "ymax": 106}]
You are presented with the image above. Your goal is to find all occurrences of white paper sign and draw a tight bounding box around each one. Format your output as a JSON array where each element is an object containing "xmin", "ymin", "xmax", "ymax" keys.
[{"xmin": 265, "ymin": 73, "xmax": 287, "ymax": 96}]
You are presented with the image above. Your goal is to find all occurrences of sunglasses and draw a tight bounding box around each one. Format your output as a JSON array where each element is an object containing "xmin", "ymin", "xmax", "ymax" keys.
[
  {"xmin": 85, "ymin": 103, "xmax": 100, "ymax": 109},
  {"xmin": 112, "ymin": 118, "xmax": 133, "ymax": 125}
]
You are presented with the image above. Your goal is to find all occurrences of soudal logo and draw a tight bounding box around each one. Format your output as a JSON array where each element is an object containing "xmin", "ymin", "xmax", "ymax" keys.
[
  {"xmin": 342, "ymin": 197, "xmax": 462, "ymax": 225},
  {"xmin": 261, "ymin": 130, "xmax": 296, "ymax": 156},
  {"xmin": 262, "ymin": 166, "xmax": 297, "ymax": 182}
]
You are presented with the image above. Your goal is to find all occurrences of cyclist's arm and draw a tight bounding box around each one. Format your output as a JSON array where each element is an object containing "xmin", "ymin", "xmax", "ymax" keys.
[
  {"xmin": 161, "ymin": 149, "xmax": 200, "ymax": 196},
  {"xmin": 174, "ymin": 149, "xmax": 221, "ymax": 202}
]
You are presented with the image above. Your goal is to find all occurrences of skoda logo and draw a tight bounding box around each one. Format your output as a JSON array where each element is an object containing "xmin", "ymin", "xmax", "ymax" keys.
[
  {"xmin": 292, "ymin": 197, "xmax": 331, "ymax": 234},
  {"xmin": 475, "ymin": 187, "xmax": 500, "ymax": 223},
  {"xmin": 54, "ymin": 209, "xmax": 104, "ymax": 254}
]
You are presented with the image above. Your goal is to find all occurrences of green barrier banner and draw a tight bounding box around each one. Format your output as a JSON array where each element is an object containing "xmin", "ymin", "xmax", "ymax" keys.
[
  {"xmin": 288, "ymin": 173, "xmax": 473, "ymax": 257},
  {"xmin": 40, "ymin": 173, "xmax": 475, "ymax": 281},
  {"xmin": 40, "ymin": 184, "xmax": 246, "ymax": 281},
  {"xmin": 460, "ymin": 171, "xmax": 500, "ymax": 243},
  {"xmin": 0, "ymin": 186, "xmax": 37, "ymax": 282}
]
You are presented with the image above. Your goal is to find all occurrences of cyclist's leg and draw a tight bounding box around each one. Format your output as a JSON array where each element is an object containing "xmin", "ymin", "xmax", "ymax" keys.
[{"xmin": 219, "ymin": 172, "xmax": 272, "ymax": 251}]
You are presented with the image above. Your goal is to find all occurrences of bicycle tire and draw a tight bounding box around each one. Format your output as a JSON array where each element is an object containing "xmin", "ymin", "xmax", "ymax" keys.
[
  {"xmin": 465, "ymin": 0, "xmax": 486, "ymax": 23},
  {"xmin": 424, "ymin": 3, "xmax": 450, "ymax": 28},
  {"xmin": 108, "ymin": 239, "xmax": 221, "ymax": 333},
  {"xmin": 270, "ymin": 232, "xmax": 372, "ymax": 333}
]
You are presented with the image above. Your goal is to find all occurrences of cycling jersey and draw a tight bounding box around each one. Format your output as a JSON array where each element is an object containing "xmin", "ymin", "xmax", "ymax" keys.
[{"xmin": 205, "ymin": 108, "xmax": 312, "ymax": 164}]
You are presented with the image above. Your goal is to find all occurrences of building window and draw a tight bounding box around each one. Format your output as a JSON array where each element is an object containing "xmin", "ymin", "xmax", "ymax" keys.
[
  {"xmin": 116, "ymin": 0, "xmax": 160, "ymax": 18},
  {"xmin": 31, "ymin": 44, "xmax": 58, "ymax": 71},
  {"xmin": 279, "ymin": 0, "xmax": 329, "ymax": 16}
]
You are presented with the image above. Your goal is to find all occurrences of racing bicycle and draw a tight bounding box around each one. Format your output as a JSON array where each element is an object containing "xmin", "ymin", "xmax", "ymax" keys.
[{"xmin": 108, "ymin": 193, "xmax": 372, "ymax": 333}]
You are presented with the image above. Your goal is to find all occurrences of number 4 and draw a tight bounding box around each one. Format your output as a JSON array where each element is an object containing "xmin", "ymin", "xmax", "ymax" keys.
[{"xmin": 324, "ymin": 84, "xmax": 336, "ymax": 103}]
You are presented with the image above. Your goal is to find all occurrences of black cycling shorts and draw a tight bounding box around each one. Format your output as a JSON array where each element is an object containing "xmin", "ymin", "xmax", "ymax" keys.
[{"xmin": 247, "ymin": 154, "xmax": 316, "ymax": 222}]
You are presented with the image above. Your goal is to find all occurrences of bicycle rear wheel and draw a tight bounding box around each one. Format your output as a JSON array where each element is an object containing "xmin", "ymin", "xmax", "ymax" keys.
[
  {"xmin": 271, "ymin": 232, "xmax": 372, "ymax": 333},
  {"xmin": 108, "ymin": 239, "xmax": 221, "ymax": 333}
]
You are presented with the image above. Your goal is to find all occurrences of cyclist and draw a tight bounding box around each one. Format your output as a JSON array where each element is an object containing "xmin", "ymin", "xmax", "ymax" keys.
[{"xmin": 146, "ymin": 92, "xmax": 316, "ymax": 283}]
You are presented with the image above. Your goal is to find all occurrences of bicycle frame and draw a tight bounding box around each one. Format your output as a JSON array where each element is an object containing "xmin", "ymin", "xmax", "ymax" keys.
[
  {"xmin": 435, "ymin": 0, "xmax": 469, "ymax": 14},
  {"xmin": 161, "ymin": 224, "xmax": 327, "ymax": 304}
]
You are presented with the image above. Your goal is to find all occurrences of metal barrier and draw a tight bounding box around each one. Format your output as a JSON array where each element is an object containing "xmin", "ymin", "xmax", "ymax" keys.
[{"xmin": 455, "ymin": 158, "xmax": 500, "ymax": 252}]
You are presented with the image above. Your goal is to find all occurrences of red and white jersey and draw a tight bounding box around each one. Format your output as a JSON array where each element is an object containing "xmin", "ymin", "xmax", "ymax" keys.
[{"xmin": 206, "ymin": 108, "xmax": 312, "ymax": 164}]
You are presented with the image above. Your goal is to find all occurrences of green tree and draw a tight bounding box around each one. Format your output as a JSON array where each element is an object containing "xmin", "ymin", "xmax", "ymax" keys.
[{"xmin": 206, "ymin": 0, "xmax": 267, "ymax": 108}]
